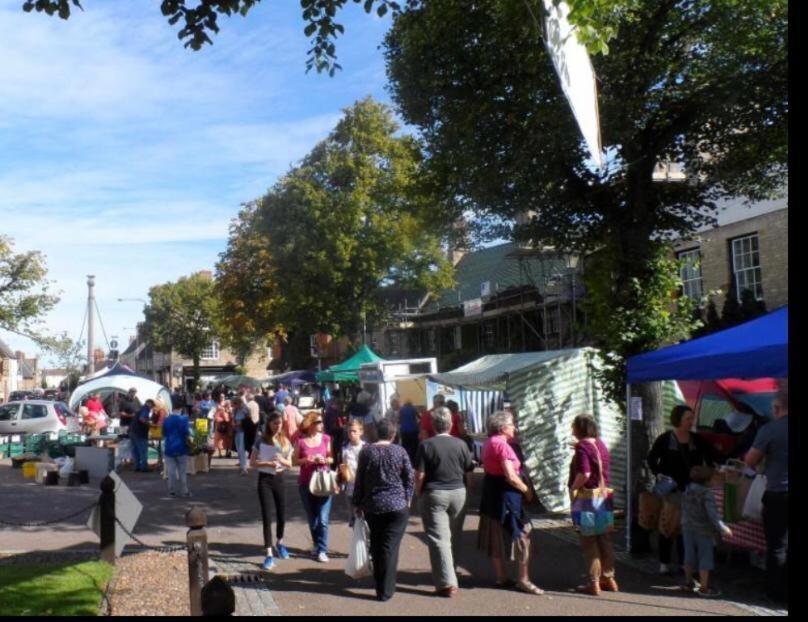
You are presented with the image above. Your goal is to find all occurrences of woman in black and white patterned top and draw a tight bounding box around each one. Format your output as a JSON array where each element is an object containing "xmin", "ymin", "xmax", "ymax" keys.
[{"xmin": 353, "ymin": 419, "xmax": 415, "ymax": 601}]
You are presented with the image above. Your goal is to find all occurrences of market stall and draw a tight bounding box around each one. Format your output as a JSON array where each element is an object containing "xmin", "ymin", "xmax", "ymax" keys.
[
  {"xmin": 626, "ymin": 304, "xmax": 788, "ymax": 551},
  {"xmin": 315, "ymin": 345, "xmax": 384, "ymax": 384},
  {"xmin": 429, "ymin": 348, "xmax": 627, "ymax": 513}
]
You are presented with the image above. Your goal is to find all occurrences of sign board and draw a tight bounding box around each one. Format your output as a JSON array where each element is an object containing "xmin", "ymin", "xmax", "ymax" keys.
[
  {"xmin": 481, "ymin": 281, "xmax": 491, "ymax": 297},
  {"xmin": 542, "ymin": 0, "xmax": 604, "ymax": 168},
  {"xmin": 358, "ymin": 368, "xmax": 384, "ymax": 383},
  {"xmin": 463, "ymin": 298, "xmax": 483, "ymax": 317},
  {"xmin": 110, "ymin": 339, "xmax": 118, "ymax": 350},
  {"xmin": 630, "ymin": 397, "xmax": 643, "ymax": 421},
  {"xmin": 86, "ymin": 471, "xmax": 143, "ymax": 557}
]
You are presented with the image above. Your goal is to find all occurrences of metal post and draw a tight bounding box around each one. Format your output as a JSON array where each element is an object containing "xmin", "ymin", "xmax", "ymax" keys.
[
  {"xmin": 87, "ymin": 275, "xmax": 96, "ymax": 374},
  {"xmin": 99, "ymin": 474, "xmax": 116, "ymax": 564},
  {"xmin": 186, "ymin": 506, "xmax": 209, "ymax": 617},
  {"xmin": 625, "ymin": 383, "xmax": 632, "ymax": 554}
]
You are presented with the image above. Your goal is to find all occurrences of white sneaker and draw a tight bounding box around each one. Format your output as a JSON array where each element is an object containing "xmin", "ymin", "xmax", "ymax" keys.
[{"xmin": 317, "ymin": 552, "xmax": 329, "ymax": 563}]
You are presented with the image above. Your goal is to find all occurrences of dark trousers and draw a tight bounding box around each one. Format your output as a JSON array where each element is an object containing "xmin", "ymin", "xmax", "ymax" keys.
[
  {"xmin": 400, "ymin": 430, "xmax": 419, "ymax": 465},
  {"xmin": 131, "ymin": 436, "xmax": 149, "ymax": 471},
  {"xmin": 367, "ymin": 508, "xmax": 410, "ymax": 601},
  {"xmin": 658, "ymin": 533, "xmax": 684, "ymax": 565},
  {"xmin": 762, "ymin": 491, "xmax": 788, "ymax": 603},
  {"xmin": 257, "ymin": 472, "xmax": 286, "ymax": 549}
]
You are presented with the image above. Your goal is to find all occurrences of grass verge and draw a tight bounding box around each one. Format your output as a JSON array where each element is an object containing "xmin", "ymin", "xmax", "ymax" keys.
[{"xmin": 0, "ymin": 560, "xmax": 114, "ymax": 616}]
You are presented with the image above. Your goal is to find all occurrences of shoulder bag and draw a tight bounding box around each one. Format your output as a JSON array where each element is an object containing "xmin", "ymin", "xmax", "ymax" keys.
[
  {"xmin": 309, "ymin": 466, "xmax": 339, "ymax": 497},
  {"xmin": 571, "ymin": 440, "xmax": 615, "ymax": 536}
]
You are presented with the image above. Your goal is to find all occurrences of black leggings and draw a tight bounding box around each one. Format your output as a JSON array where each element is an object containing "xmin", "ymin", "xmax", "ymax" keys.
[{"xmin": 258, "ymin": 472, "xmax": 286, "ymax": 549}]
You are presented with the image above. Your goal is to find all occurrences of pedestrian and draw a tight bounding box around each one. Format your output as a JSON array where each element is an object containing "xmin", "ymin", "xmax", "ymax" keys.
[
  {"xmin": 282, "ymin": 397, "xmax": 301, "ymax": 443},
  {"xmin": 347, "ymin": 391, "xmax": 376, "ymax": 442},
  {"xmin": 568, "ymin": 414, "xmax": 618, "ymax": 596},
  {"xmin": 232, "ymin": 397, "xmax": 250, "ymax": 475},
  {"xmin": 680, "ymin": 465, "xmax": 733, "ymax": 597},
  {"xmin": 744, "ymin": 388, "xmax": 788, "ymax": 605},
  {"xmin": 274, "ymin": 385, "xmax": 289, "ymax": 409},
  {"xmin": 162, "ymin": 403, "xmax": 192, "ymax": 498},
  {"xmin": 293, "ymin": 411, "xmax": 334, "ymax": 562},
  {"xmin": 152, "ymin": 400, "xmax": 169, "ymax": 468},
  {"xmin": 418, "ymin": 394, "xmax": 446, "ymax": 441},
  {"xmin": 119, "ymin": 387, "xmax": 142, "ymax": 432},
  {"xmin": 324, "ymin": 392, "xmax": 346, "ymax": 466},
  {"xmin": 352, "ymin": 418, "xmax": 415, "ymax": 602},
  {"xmin": 647, "ymin": 405, "xmax": 718, "ymax": 575},
  {"xmin": 340, "ymin": 419, "xmax": 366, "ymax": 527},
  {"xmin": 130, "ymin": 399, "xmax": 154, "ymax": 472},
  {"xmin": 477, "ymin": 411, "xmax": 544, "ymax": 595},
  {"xmin": 398, "ymin": 397, "xmax": 420, "ymax": 464},
  {"xmin": 199, "ymin": 392, "xmax": 216, "ymax": 419},
  {"xmin": 213, "ymin": 396, "xmax": 233, "ymax": 459},
  {"xmin": 250, "ymin": 411, "xmax": 293, "ymax": 570},
  {"xmin": 415, "ymin": 406, "xmax": 474, "ymax": 597}
]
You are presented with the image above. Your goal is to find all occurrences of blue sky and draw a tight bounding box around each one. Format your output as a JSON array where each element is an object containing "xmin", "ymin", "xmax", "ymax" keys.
[{"xmin": 0, "ymin": 1, "xmax": 394, "ymax": 364}]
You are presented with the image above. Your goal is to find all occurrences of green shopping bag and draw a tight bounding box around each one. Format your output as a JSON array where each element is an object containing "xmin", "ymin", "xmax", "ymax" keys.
[{"xmin": 723, "ymin": 481, "xmax": 741, "ymax": 523}]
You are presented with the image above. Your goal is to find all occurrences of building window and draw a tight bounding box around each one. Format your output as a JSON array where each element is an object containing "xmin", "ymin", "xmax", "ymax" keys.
[
  {"xmin": 200, "ymin": 341, "xmax": 220, "ymax": 360},
  {"xmin": 731, "ymin": 234, "xmax": 763, "ymax": 301},
  {"xmin": 677, "ymin": 248, "xmax": 703, "ymax": 302}
]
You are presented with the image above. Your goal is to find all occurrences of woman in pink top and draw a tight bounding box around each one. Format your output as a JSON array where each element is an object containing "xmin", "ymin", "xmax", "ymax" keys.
[
  {"xmin": 477, "ymin": 411, "xmax": 544, "ymax": 596},
  {"xmin": 293, "ymin": 411, "xmax": 334, "ymax": 562}
]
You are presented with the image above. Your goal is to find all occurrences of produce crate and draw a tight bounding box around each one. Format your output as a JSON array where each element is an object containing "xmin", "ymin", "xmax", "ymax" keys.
[
  {"xmin": 24, "ymin": 434, "xmax": 49, "ymax": 455},
  {"xmin": 5, "ymin": 443, "xmax": 24, "ymax": 458}
]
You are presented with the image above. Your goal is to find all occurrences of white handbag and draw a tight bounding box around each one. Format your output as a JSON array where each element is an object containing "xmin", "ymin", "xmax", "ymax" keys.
[
  {"xmin": 309, "ymin": 468, "xmax": 339, "ymax": 497},
  {"xmin": 741, "ymin": 473, "xmax": 767, "ymax": 521}
]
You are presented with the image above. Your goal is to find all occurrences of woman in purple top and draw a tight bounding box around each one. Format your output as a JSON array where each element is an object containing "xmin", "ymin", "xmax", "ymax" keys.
[
  {"xmin": 353, "ymin": 419, "xmax": 415, "ymax": 601},
  {"xmin": 568, "ymin": 414, "xmax": 617, "ymax": 596}
]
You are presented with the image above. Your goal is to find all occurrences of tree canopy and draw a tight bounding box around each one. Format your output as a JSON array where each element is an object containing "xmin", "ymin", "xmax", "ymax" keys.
[
  {"xmin": 143, "ymin": 272, "xmax": 222, "ymax": 383},
  {"xmin": 0, "ymin": 235, "xmax": 59, "ymax": 344},
  {"xmin": 24, "ymin": 0, "xmax": 640, "ymax": 74},
  {"xmin": 216, "ymin": 97, "xmax": 453, "ymax": 358}
]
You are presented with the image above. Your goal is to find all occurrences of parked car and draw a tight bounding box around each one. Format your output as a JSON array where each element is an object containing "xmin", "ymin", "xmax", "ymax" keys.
[
  {"xmin": 0, "ymin": 400, "xmax": 81, "ymax": 436},
  {"xmin": 8, "ymin": 390, "xmax": 34, "ymax": 402}
]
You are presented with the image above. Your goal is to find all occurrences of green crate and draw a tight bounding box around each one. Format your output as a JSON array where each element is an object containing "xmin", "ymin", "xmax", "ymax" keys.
[
  {"xmin": 7, "ymin": 443, "xmax": 24, "ymax": 457},
  {"xmin": 148, "ymin": 447, "xmax": 159, "ymax": 460}
]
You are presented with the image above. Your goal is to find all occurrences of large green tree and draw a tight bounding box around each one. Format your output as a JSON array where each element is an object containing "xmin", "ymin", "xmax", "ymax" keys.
[
  {"xmin": 0, "ymin": 236, "xmax": 59, "ymax": 343},
  {"xmin": 384, "ymin": 0, "xmax": 786, "ymax": 515},
  {"xmin": 216, "ymin": 97, "xmax": 453, "ymax": 365},
  {"xmin": 143, "ymin": 272, "xmax": 222, "ymax": 385}
]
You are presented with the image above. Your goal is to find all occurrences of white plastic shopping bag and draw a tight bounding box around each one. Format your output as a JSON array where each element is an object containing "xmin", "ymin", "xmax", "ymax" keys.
[
  {"xmin": 59, "ymin": 456, "xmax": 74, "ymax": 479},
  {"xmin": 345, "ymin": 517, "xmax": 372, "ymax": 579},
  {"xmin": 741, "ymin": 473, "xmax": 767, "ymax": 521}
]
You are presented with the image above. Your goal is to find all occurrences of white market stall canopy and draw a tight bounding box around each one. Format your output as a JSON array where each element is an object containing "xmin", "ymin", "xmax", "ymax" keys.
[
  {"xmin": 69, "ymin": 375, "xmax": 173, "ymax": 412},
  {"xmin": 430, "ymin": 348, "xmax": 626, "ymax": 514}
]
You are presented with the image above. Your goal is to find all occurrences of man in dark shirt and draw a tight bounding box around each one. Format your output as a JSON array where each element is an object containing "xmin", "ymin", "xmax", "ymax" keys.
[
  {"xmin": 415, "ymin": 406, "xmax": 474, "ymax": 597},
  {"xmin": 119, "ymin": 388, "xmax": 142, "ymax": 431},
  {"xmin": 130, "ymin": 399, "xmax": 154, "ymax": 472}
]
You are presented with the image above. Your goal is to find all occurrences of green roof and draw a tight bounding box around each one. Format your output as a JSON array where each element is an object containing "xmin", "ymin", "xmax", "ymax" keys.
[
  {"xmin": 315, "ymin": 345, "xmax": 384, "ymax": 383},
  {"xmin": 426, "ymin": 243, "xmax": 570, "ymax": 311}
]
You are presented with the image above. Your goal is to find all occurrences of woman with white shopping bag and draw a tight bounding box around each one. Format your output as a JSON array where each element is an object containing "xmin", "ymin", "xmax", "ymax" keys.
[
  {"xmin": 293, "ymin": 412, "xmax": 335, "ymax": 563},
  {"xmin": 352, "ymin": 419, "xmax": 415, "ymax": 602}
]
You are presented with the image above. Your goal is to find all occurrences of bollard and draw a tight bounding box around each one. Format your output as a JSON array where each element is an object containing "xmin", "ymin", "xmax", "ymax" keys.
[
  {"xmin": 186, "ymin": 506, "xmax": 209, "ymax": 617},
  {"xmin": 99, "ymin": 475, "xmax": 116, "ymax": 564}
]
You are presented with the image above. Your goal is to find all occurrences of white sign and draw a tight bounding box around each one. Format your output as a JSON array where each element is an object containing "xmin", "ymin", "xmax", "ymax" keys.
[
  {"xmin": 630, "ymin": 397, "xmax": 643, "ymax": 421},
  {"xmin": 463, "ymin": 298, "xmax": 483, "ymax": 317},
  {"xmin": 481, "ymin": 281, "xmax": 491, "ymax": 297},
  {"xmin": 542, "ymin": 0, "xmax": 604, "ymax": 168},
  {"xmin": 87, "ymin": 471, "xmax": 143, "ymax": 557}
]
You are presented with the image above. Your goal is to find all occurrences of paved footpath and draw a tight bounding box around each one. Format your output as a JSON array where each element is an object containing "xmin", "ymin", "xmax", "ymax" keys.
[{"xmin": 0, "ymin": 456, "xmax": 786, "ymax": 616}]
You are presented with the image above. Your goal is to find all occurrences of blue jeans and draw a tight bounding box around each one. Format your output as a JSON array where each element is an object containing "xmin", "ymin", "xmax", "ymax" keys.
[
  {"xmin": 131, "ymin": 436, "xmax": 149, "ymax": 471},
  {"xmin": 165, "ymin": 455, "xmax": 189, "ymax": 495},
  {"xmin": 299, "ymin": 486, "xmax": 333, "ymax": 554},
  {"xmin": 682, "ymin": 529, "xmax": 715, "ymax": 571},
  {"xmin": 234, "ymin": 431, "xmax": 247, "ymax": 470}
]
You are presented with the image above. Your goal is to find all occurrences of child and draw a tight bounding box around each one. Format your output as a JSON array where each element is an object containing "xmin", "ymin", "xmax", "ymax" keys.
[
  {"xmin": 340, "ymin": 420, "xmax": 366, "ymax": 527},
  {"xmin": 681, "ymin": 465, "xmax": 733, "ymax": 596}
]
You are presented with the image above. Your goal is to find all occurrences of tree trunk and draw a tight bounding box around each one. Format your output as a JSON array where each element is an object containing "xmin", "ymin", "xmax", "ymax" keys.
[
  {"xmin": 630, "ymin": 380, "xmax": 665, "ymax": 501},
  {"xmin": 192, "ymin": 354, "xmax": 201, "ymax": 389}
]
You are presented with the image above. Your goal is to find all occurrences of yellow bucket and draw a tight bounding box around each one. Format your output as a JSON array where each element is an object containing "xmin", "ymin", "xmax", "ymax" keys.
[
  {"xmin": 195, "ymin": 418, "xmax": 209, "ymax": 434},
  {"xmin": 22, "ymin": 461, "xmax": 40, "ymax": 479}
]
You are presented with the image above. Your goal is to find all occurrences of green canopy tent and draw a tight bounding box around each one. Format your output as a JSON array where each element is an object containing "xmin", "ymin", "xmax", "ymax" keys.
[{"xmin": 315, "ymin": 345, "xmax": 384, "ymax": 383}]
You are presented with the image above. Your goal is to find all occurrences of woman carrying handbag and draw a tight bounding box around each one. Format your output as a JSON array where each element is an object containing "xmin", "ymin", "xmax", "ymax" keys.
[
  {"xmin": 294, "ymin": 412, "xmax": 334, "ymax": 563},
  {"xmin": 569, "ymin": 414, "xmax": 617, "ymax": 596},
  {"xmin": 647, "ymin": 405, "xmax": 717, "ymax": 575}
]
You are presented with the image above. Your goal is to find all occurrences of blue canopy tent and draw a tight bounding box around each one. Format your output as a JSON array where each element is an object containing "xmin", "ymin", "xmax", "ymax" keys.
[
  {"xmin": 623, "ymin": 304, "xmax": 788, "ymax": 550},
  {"xmin": 271, "ymin": 370, "xmax": 318, "ymax": 386}
]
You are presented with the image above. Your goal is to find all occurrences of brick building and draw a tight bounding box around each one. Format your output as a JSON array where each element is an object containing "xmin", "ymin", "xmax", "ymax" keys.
[{"xmin": 673, "ymin": 195, "xmax": 788, "ymax": 311}]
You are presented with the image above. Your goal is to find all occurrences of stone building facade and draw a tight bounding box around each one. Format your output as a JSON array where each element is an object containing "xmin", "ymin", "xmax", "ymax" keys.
[{"xmin": 673, "ymin": 196, "xmax": 788, "ymax": 311}]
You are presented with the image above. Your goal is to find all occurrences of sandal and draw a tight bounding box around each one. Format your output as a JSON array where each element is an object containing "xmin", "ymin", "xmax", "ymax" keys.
[{"xmin": 515, "ymin": 580, "xmax": 545, "ymax": 596}]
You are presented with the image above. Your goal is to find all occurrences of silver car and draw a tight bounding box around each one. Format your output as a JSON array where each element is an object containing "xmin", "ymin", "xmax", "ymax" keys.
[{"xmin": 0, "ymin": 400, "xmax": 80, "ymax": 436}]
